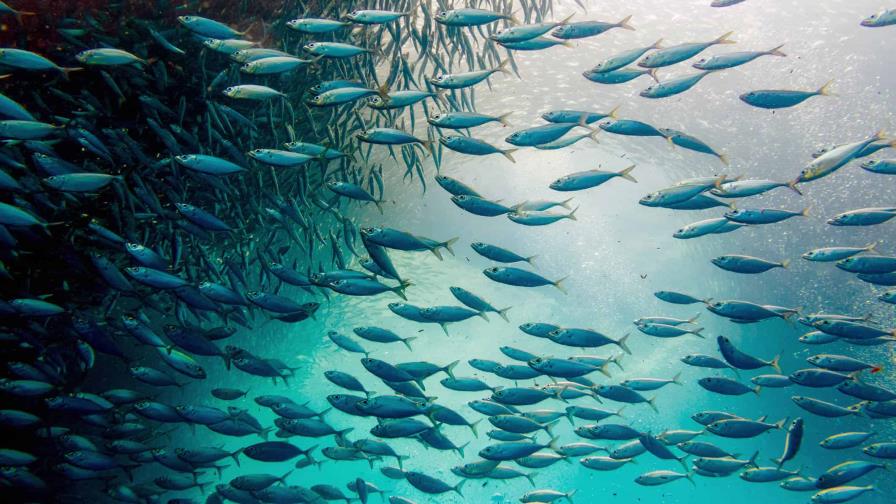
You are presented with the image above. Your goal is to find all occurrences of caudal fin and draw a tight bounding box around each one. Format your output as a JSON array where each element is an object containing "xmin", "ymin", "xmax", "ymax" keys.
[
  {"xmin": 553, "ymin": 275, "xmax": 569, "ymax": 294},
  {"xmin": 767, "ymin": 44, "xmax": 786, "ymax": 57},
  {"xmin": 714, "ymin": 31, "xmax": 735, "ymax": 44},
  {"xmin": 817, "ymin": 80, "xmax": 834, "ymax": 96},
  {"xmin": 501, "ymin": 148, "xmax": 517, "ymax": 163},
  {"xmin": 616, "ymin": 333, "xmax": 632, "ymax": 355},
  {"xmin": 497, "ymin": 112, "xmax": 513, "ymax": 127},
  {"xmin": 617, "ymin": 15, "xmax": 635, "ymax": 31},
  {"xmin": 618, "ymin": 164, "xmax": 637, "ymax": 183},
  {"xmin": 497, "ymin": 306, "xmax": 512, "ymax": 322}
]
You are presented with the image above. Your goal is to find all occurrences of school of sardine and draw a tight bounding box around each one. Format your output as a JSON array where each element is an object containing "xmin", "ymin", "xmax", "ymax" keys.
[{"xmin": 0, "ymin": 0, "xmax": 893, "ymax": 503}]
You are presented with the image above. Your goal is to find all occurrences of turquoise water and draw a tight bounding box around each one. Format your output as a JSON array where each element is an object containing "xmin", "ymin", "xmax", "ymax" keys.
[
  {"xmin": 163, "ymin": 1, "xmax": 895, "ymax": 502},
  {"xmin": 1, "ymin": 0, "xmax": 893, "ymax": 502}
]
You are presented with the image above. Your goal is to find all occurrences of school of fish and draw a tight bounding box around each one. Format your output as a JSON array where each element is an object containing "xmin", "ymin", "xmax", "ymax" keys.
[{"xmin": 0, "ymin": 0, "xmax": 894, "ymax": 503}]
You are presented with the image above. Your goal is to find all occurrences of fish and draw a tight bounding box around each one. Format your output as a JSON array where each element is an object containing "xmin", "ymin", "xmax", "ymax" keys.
[
  {"xmin": 740, "ymin": 81, "xmax": 833, "ymax": 109},
  {"xmin": 639, "ymin": 31, "xmax": 735, "ymax": 67}
]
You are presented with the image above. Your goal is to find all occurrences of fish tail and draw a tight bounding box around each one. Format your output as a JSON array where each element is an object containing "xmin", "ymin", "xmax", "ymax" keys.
[
  {"xmin": 497, "ymin": 111, "xmax": 514, "ymax": 127},
  {"xmin": 753, "ymin": 385, "xmax": 762, "ymax": 396},
  {"xmin": 617, "ymin": 333, "xmax": 632, "ymax": 355},
  {"xmin": 786, "ymin": 179, "xmax": 803, "ymax": 195},
  {"xmin": 440, "ymin": 236, "xmax": 459, "ymax": 256},
  {"xmin": 496, "ymin": 58, "xmax": 512, "ymax": 75},
  {"xmin": 469, "ymin": 418, "xmax": 481, "ymax": 438},
  {"xmin": 559, "ymin": 197, "xmax": 575, "ymax": 209},
  {"xmin": 646, "ymin": 68, "xmax": 659, "ymax": 82},
  {"xmin": 552, "ymin": 275, "xmax": 569, "ymax": 294},
  {"xmin": 865, "ymin": 241, "xmax": 878, "ymax": 253},
  {"xmin": 402, "ymin": 336, "xmax": 417, "ymax": 351},
  {"xmin": 617, "ymin": 14, "xmax": 635, "ymax": 30},
  {"xmin": 687, "ymin": 313, "xmax": 701, "ymax": 324},
  {"xmin": 800, "ymin": 207, "xmax": 810, "ymax": 217},
  {"xmin": 672, "ymin": 371, "xmax": 683, "ymax": 385},
  {"xmin": 715, "ymin": 31, "xmax": 736, "ymax": 44},
  {"xmin": 618, "ymin": 164, "xmax": 637, "ymax": 183},
  {"xmin": 373, "ymin": 200, "xmax": 384, "ymax": 214},
  {"xmin": 61, "ymin": 67, "xmax": 84, "ymax": 80},
  {"xmin": 598, "ymin": 361, "xmax": 612, "ymax": 378},
  {"xmin": 501, "ymin": 148, "xmax": 517, "ymax": 163},
  {"xmin": 453, "ymin": 478, "xmax": 466, "ymax": 496},
  {"xmin": 566, "ymin": 206, "xmax": 578, "ymax": 221},
  {"xmin": 817, "ymin": 80, "xmax": 834, "ymax": 96},
  {"xmin": 587, "ymin": 129, "xmax": 600, "ymax": 142},
  {"xmin": 443, "ymin": 359, "xmax": 459, "ymax": 378},
  {"xmin": 392, "ymin": 279, "xmax": 412, "ymax": 300},
  {"xmin": 525, "ymin": 254, "xmax": 538, "ymax": 268},
  {"xmin": 652, "ymin": 38, "xmax": 664, "ymax": 49},
  {"xmin": 691, "ymin": 327, "xmax": 705, "ymax": 338},
  {"xmin": 497, "ymin": 306, "xmax": 512, "ymax": 322},
  {"xmin": 456, "ymin": 440, "xmax": 469, "ymax": 458},
  {"xmin": 767, "ymin": 44, "xmax": 786, "ymax": 57},
  {"xmin": 612, "ymin": 353, "xmax": 626, "ymax": 371},
  {"xmin": 780, "ymin": 259, "xmax": 790, "ymax": 269},
  {"xmin": 477, "ymin": 310, "xmax": 490, "ymax": 322},
  {"xmin": 717, "ymin": 153, "xmax": 730, "ymax": 166},
  {"xmin": 748, "ymin": 451, "xmax": 760, "ymax": 468},
  {"xmin": 561, "ymin": 40, "xmax": 575, "ymax": 49},
  {"xmin": 647, "ymin": 396, "xmax": 658, "ymax": 413},
  {"xmin": 231, "ymin": 448, "xmax": 243, "ymax": 466}
]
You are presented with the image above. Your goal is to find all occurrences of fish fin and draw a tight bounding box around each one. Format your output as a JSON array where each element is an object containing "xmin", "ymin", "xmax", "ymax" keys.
[
  {"xmin": 786, "ymin": 179, "xmax": 802, "ymax": 195},
  {"xmin": 616, "ymin": 333, "xmax": 632, "ymax": 355},
  {"xmin": 748, "ymin": 451, "xmax": 759, "ymax": 468},
  {"xmin": 717, "ymin": 153, "xmax": 730, "ymax": 166},
  {"xmin": 477, "ymin": 311, "xmax": 490, "ymax": 322},
  {"xmin": 559, "ymin": 197, "xmax": 575, "ymax": 209},
  {"xmin": 566, "ymin": 206, "xmax": 578, "ymax": 221},
  {"xmin": 497, "ymin": 306, "xmax": 512, "ymax": 322},
  {"xmin": 613, "ymin": 353, "xmax": 625, "ymax": 371},
  {"xmin": 780, "ymin": 259, "xmax": 790, "ymax": 269},
  {"xmin": 496, "ymin": 58, "xmax": 512, "ymax": 75},
  {"xmin": 651, "ymin": 38, "xmax": 664, "ymax": 49},
  {"xmin": 646, "ymin": 68, "xmax": 659, "ymax": 82},
  {"xmin": 715, "ymin": 31, "xmax": 735, "ymax": 44},
  {"xmin": 767, "ymin": 44, "xmax": 786, "ymax": 57},
  {"xmin": 441, "ymin": 236, "xmax": 458, "ymax": 256},
  {"xmin": 598, "ymin": 361, "xmax": 612, "ymax": 378},
  {"xmin": 402, "ymin": 336, "xmax": 417, "ymax": 351},
  {"xmin": 501, "ymin": 148, "xmax": 517, "ymax": 163},
  {"xmin": 429, "ymin": 247, "xmax": 444, "ymax": 260},
  {"xmin": 800, "ymin": 207, "xmax": 810, "ymax": 217},
  {"xmin": 438, "ymin": 323, "xmax": 449, "ymax": 337},
  {"xmin": 617, "ymin": 14, "xmax": 635, "ymax": 30},
  {"xmin": 586, "ymin": 129, "xmax": 600, "ymax": 143},
  {"xmin": 547, "ymin": 435, "xmax": 560, "ymax": 452},
  {"xmin": 526, "ymin": 255, "xmax": 538, "ymax": 268},
  {"xmin": 817, "ymin": 80, "xmax": 834, "ymax": 96},
  {"xmin": 864, "ymin": 241, "xmax": 878, "ymax": 253},
  {"xmin": 456, "ymin": 440, "xmax": 469, "ymax": 458},
  {"xmin": 552, "ymin": 275, "xmax": 569, "ymax": 294},
  {"xmin": 453, "ymin": 478, "xmax": 466, "ymax": 496},
  {"xmin": 497, "ymin": 112, "xmax": 514, "ymax": 127},
  {"xmin": 672, "ymin": 371, "xmax": 683, "ymax": 385},
  {"xmin": 469, "ymin": 418, "xmax": 481, "ymax": 438},
  {"xmin": 561, "ymin": 40, "xmax": 575, "ymax": 48},
  {"xmin": 770, "ymin": 355, "xmax": 781, "ymax": 374},
  {"xmin": 618, "ymin": 164, "xmax": 637, "ymax": 182},
  {"xmin": 444, "ymin": 359, "xmax": 459, "ymax": 378},
  {"xmin": 687, "ymin": 313, "xmax": 701, "ymax": 324},
  {"xmin": 753, "ymin": 385, "xmax": 762, "ymax": 396},
  {"xmin": 647, "ymin": 396, "xmax": 658, "ymax": 413},
  {"xmin": 692, "ymin": 327, "xmax": 705, "ymax": 338}
]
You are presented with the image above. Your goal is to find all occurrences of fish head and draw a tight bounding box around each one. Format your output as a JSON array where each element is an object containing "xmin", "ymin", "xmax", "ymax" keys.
[
  {"xmin": 861, "ymin": 160, "xmax": 877, "ymax": 169},
  {"xmin": 306, "ymin": 94, "xmax": 325, "ymax": 106},
  {"xmin": 240, "ymin": 62, "xmax": 256, "ymax": 73},
  {"xmin": 429, "ymin": 74, "xmax": 446, "ymax": 85},
  {"xmin": 367, "ymin": 95, "xmax": 386, "ymax": 107},
  {"xmin": 861, "ymin": 13, "xmax": 881, "ymax": 26},
  {"xmin": 711, "ymin": 256, "xmax": 729, "ymax": 266},
  {"xmin": 222, "ymin": 86, "xmax": 239, "ymax": 98},
  {"xmin": 693, "ymin": 58, "xmax": 708, "ymax": 68},
  {"xmin": 44, "ymin": 396, "xmax": 62, "ymax": 408},
  {"xmin": 438, "ymin": 136, "xmax": 455, "ymax": 147},
  {"xmin": 434, "ymin": 10, "xmax": 450, "ymax": 22},
  {"xmin": 125, "ymin": 242, "xmax": 143, "ymax": 252},
  {"xmin": 640, "ymin": 86, "xmax": 655, "ymax": 97},
  {"xmin": 800, "ymin": 250, "xmax": 817, "ymax": 260},
  {"xmin": 330, "ymin": 280, "xmax": 346, "ymax": 288},
  {"xmin": 741, "ymin": 91, "xmax": 756, "ymax": 100},
  {"xmin": 303, "ymin": 42, "xmax": 318, "ymax": 51},
  {"xmin": 839, "ymin": 257, "xmax": 856, "ymax": 267},
  {"xmin": 451, "ymin": 195, "xmax": 468, "ymax": 203},
  {"xmin": 505, "ymin": 131, "xmax": 520, "ymax": 142}
]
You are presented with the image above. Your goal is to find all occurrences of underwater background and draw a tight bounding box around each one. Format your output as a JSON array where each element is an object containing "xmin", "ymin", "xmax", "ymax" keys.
[{"xmin": 0, "ymin": 0, "xmax": 894, "ymax": 503}]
